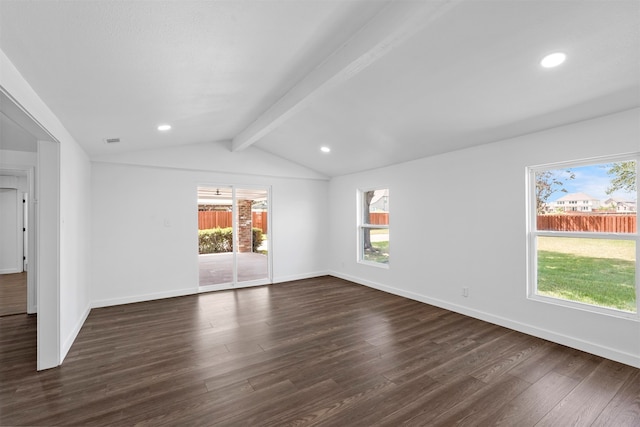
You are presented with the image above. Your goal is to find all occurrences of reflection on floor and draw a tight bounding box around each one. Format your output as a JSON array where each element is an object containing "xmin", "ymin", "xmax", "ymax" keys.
[
  {"xmin": 0, "ymin": 272, "xmax": 26, "ymax": 316},
  {"xmin": 199, "ymin": 252, "xmax": 268, "ymax": 286}
]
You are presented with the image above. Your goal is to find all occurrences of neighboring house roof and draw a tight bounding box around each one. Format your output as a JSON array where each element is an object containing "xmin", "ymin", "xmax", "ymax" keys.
[
  {"xmin": 555, "ymin": 192, "xmax": 600, "ymax": 202},
  {"xmin": 604, "ymin": 197, "xmax": 637, "ymax": 205},
  {"xmin": 369, "ymin": 189, "xmax": 390, "ymax": 212},
  {"xmin": 603, "ymin": 198, "xmax": 637, "ymax": 211}
]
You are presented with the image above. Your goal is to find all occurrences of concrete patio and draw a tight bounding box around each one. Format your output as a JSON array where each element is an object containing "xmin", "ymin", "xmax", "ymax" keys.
[{"xmin": 198, "ymin": 252, "xmax": 268, "ymax": 286}]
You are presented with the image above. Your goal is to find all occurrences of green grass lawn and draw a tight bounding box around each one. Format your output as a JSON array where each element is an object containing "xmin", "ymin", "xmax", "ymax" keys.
[
  {"xmin": 537, "ymin": 237, "xmax": 635, "ymax": 261},
  {"xmin": 537, "ymin": 237, "xmax": 636, "ymax": 312},
  {"xmin": 364, "ymin": 240, "xmax": 389, "ymax": 264}
]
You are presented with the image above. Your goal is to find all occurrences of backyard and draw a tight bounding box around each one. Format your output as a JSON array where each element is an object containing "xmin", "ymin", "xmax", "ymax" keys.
[
  {"xmin": 365, "ymin": 229, "xmax": 389, "ymax": 264},
  {"xmin": 537, "ymin": 236, "xmax": 636, "ymax": 312},
  {"xmin": 365, "ymin": 233, "xmax": 637, "ymax": 312}
]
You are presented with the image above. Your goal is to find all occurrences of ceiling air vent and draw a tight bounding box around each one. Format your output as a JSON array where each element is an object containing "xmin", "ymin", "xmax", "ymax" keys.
[{"xmin": 104, "ymin": 137, "xmax": 121, "ymax": 144}]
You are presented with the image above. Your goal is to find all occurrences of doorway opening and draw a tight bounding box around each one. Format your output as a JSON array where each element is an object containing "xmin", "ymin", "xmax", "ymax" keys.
[
  {"xmin": 0, "ymin": 171, "xmax": 32, "ymax": 317},
  {"xmin": 197, "ymin": 186, "xmax": 270, "ymax": 290}
]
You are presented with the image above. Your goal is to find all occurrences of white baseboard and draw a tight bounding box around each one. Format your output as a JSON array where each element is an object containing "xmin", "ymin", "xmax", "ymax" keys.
[
  {"xmin": 60, "ymin": 304, "xmax": 91, "ymax": 364},
  {"xmin": 330, "ymin": 271, "xmax": 640, "ymax": 369},
  {"xmin": 91, "ymin": 273, "xmax": 331, "ymax": 308},
  {"xmin": 272, "ymin": 271, "xmax": 329, "ymax": 284},
  {"xmin": 91, "ymin": 288, "xmax": 197, "ymax": 309},
  {"xmin": 0, "ymin": 268, "xmax": 22, "ymax": 275}
]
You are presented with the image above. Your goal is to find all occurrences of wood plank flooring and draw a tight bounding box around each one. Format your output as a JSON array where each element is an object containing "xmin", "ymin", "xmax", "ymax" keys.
[
  {"xmin": 1, "ymin": 276, "xmax": 638, "ymax": 426},
  {"xmin": 0, "ymin": 272, "xmax": 26, "ymax": 316}
]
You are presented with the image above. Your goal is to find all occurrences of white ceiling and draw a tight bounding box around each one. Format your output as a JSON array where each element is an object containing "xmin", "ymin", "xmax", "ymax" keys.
[
  {"xmin": 0, "ymin": 0, "xmax": 638, "ymax": 177},
  {"xmin": 198, "ymin": 186, "xmax": 268, "ymax": 203}
]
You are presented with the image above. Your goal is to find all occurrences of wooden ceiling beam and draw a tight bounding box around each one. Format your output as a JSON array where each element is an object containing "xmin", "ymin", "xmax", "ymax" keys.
[{"xmin": 231, "ymin": 0, "xmax": 460, "ymax": 152}]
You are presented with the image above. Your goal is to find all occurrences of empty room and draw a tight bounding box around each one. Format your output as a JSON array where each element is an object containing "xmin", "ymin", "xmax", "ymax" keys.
[{"xmin": 0, "ymin": 0, "xmax": 638, "ymax": 425}]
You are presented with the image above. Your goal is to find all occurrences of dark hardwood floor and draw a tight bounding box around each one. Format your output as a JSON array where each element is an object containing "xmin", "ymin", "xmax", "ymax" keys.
[
  {"xmin": 0, "ymin": 272, "xmax": 27, "ymax": 317},
  {"xmin": 1, "ymin": 276, "xmax": 638, "ymax": 426}
]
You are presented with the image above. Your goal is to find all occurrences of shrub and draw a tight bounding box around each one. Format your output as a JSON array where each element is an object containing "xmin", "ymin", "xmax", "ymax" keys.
[
  {"xmin": 252, "ymin": 228, "xmax": 264, "ymax": 252},
  {"xmin": 198, "ymin": 227, "xmax": 265, "ymax": 254},
  {"xmin": 198, "ymin": 228, "xmax": 232, "ymax": 254}
]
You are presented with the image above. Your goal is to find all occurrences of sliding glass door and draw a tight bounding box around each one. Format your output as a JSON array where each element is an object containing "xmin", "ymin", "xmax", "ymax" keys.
[{"xmin": 197, "ymin": 186, "xmax": 270, "ymax": 289}]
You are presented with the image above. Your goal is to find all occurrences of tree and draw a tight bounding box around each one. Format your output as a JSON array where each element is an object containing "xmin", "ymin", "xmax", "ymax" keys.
[
  {"xmin": 605, "ymin": 161, "xmax": 637, "ymax": 195},
  {"xmin": 535, "ymin": 169, "xmax": 574, "ymax": 214},
  {"xmin": 363, "ymin": 190, "xmax": 374, "ymax": 250}
]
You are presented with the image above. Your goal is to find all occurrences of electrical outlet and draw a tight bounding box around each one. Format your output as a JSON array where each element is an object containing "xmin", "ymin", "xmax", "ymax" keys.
[{"xmin": 462, "ymin": 287, "xmax": 469, "ymax": 297}]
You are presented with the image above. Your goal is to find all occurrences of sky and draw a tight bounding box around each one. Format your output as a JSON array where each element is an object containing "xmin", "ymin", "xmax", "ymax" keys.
[{"xmin": 546, "ymin": 162, "xmax": 637, "ymax": 202}]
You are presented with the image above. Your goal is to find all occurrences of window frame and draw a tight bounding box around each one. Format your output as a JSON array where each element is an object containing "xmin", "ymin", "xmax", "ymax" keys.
[
  {"xmin": 357, "ymin": 187, "xmax": 390, "ymax": 268},
  {"xmin": 526, "ymin": 154, "xmax": 639, "ymax": 319}
]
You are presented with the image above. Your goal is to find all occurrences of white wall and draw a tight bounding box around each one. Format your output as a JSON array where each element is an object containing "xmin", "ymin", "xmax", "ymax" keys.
[
  {"xmin": 91, "ymin": 144, "xmax": 328, "ymax": 307},
  {"xmin": 0, "ymin": 149, "xmax": 37, "ymax": 167},
  {"xmin": 37, "ymin": 140, "xmax": 60, "ymax": 370},
  {"xmin": 93, "ymin": 141, "xmax": 328, "ymax": 180},
  {"xmin": 328, "ymin": 108, "xmax": 640, "ymax": 368},
  {"xmin": 59, "ymin": 137, "xmax": 92, "ymax": 360}
]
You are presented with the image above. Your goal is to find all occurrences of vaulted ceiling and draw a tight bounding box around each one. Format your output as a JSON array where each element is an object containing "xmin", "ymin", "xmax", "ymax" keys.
[{"xmin": 1, "ymin": 0, "xmax": 638, "ymax": 177}]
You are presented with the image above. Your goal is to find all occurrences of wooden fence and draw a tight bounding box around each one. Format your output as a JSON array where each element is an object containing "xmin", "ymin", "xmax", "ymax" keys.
[
  {"xmin": 198, "ymin": 211, "xmax": 268, "ymax": 233},
  {"xmin": 199, "ymin": 212, "xmax": 633, "ymax": 234},
  {"xmin": 537, "ymin": 214, "xmax": 636, "ymax": 233},
  {"xmin": 369, "ymin": 213, "xmax": 389, "ymax": 225}
]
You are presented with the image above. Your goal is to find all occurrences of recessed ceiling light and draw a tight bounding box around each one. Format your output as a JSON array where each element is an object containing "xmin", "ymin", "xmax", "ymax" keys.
[
  {"xmin": 320, "ymin": 146, "xmax": 331, "ymax": 153},
  {"xmin": 540, "ymin": 52, "xmax": 566, "ymax": 68},
  {"xmin": 157, "ymin": 124, "xmax": 172, "ymax": 131}
]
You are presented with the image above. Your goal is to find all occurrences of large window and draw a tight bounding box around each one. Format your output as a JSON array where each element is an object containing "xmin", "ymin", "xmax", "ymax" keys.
[
  {"xmin": 528, "ymin": 156, "xmax": 638, "ymax": 316},
  {"xmin": 359, "ymin": 188, "xmax": 389, "ymax": 266}
]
